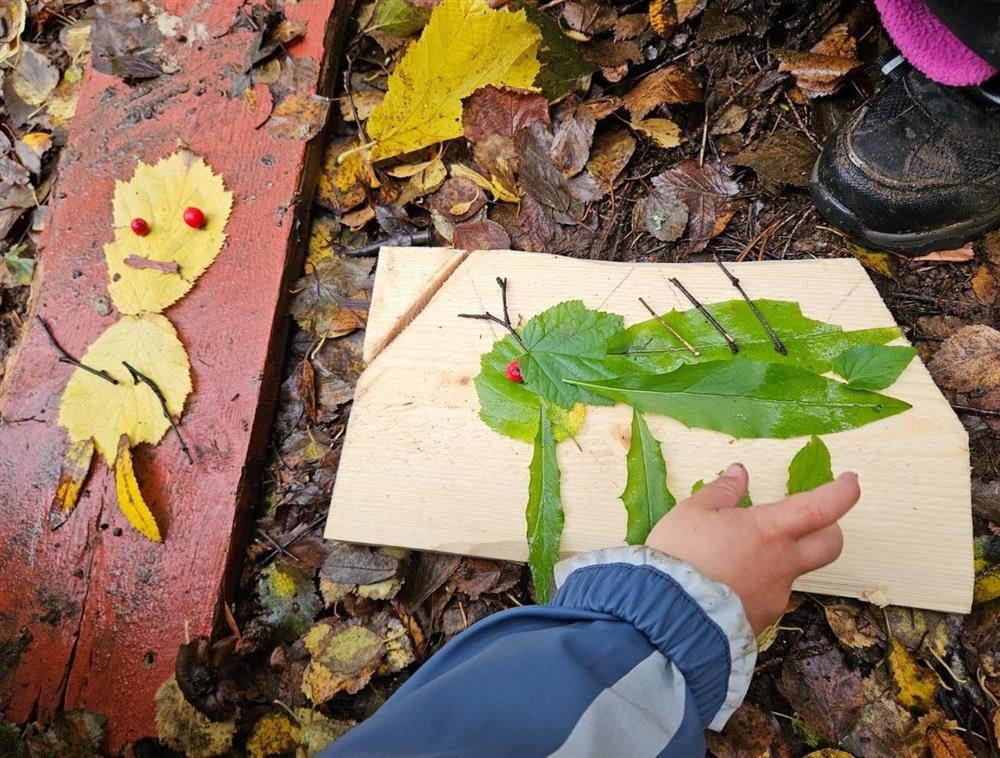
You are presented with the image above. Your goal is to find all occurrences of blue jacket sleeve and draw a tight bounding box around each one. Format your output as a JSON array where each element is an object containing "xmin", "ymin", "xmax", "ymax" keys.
[{"xmin": 320, "ymin": 546, "xmax": 757, "ymax": 758}]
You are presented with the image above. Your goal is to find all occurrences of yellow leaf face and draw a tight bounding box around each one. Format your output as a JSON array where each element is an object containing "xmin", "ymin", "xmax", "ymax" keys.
[
  {"xmin": 367, "ymin": 0, "xmax": 541, "ymax": 161},
  {"xmin": 58, "ymin": 314, "xmax": 192, "ymax": 461},
  {"xmin": 106, "ymin": 151, "xmax": 234, "ymax": 315},
  {"xmin": 114, "ymin": 436, "xmax": 162, "ymax": 542}
]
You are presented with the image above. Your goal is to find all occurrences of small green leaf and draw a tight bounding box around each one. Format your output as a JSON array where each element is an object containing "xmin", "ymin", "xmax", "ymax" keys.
[
  {"xmin": 786, "ymin": 435, "xmax": 834, "ymax": 495},
  {"xmin": 474, "ymin": 332, "xmax": 586, "ymax": 443},
  {"xmin": 517, "ymin": 1, "xmax": 597, "ymax": 100},
  {"xmin": 365, "ymin": 0, "xmax": 430, "ymax": 37},
  {"xmin": 2, "ymin": 245, "xmax": 35, "ymax": 286},
  {"xmin": 621, "ymin": 409, "xmax": 675, "ymax": 544},
  {"xmin": 568, "ymin": 359, "xmax": 911, "ymax": 439},
  {"xmin": 519, "ymin": 300, "xmax": 624, "ymax": 409},
  {"xmin": 606, "ymin": 299, "xmax": 900, "ymax": 376},
  {"xmin": 831, "ymin": 344, "xmax": 918, "ymax": 391},
  {"xmin": 691, "ymin": 476, "xmax": 752, "ymax": 507},
  {"xmin": 526, "ymin": 403, "xmax": 563, "ymax": 603}
]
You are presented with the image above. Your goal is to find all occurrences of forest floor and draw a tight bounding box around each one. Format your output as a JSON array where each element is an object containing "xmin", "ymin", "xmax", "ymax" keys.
[{"xmin": 1, "ymin": 0, "xmax": 999, "ymax": 755}]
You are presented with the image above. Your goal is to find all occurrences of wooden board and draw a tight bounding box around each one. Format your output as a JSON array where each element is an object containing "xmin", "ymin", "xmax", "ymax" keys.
[
  {"xmin": 328, "ymin": 248, "xmax": 974, "ymax": 614},
  {"xmin": 0, "ymin": 0, "xmax": 349, "ymax": 748}
]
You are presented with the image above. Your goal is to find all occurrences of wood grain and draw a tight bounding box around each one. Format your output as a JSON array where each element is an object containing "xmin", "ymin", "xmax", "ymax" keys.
[
  {"xmin": 328, "ymin": 248, "xmax": 973, "ymax": 614},
  {"xmin": 0, "ymin": 0, "xmax": 349, "ymax": 747}
]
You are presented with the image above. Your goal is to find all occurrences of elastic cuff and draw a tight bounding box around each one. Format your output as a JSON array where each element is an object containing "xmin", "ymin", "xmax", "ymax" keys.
[{"xmin": 553, "ymin": 546, "xmax": 756, "ymax": 730}]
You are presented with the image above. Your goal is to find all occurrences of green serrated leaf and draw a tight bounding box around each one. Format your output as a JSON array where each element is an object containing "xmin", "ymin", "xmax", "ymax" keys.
[
  {"xmin": 568, "ymin": 359, "xmax": 911, "ymax": 439},
  {"xmin": 691, "ymin": 476, "xmax": 752, "ymax": 507},
  {"xmin": 606, "ymin": 299, "xmax": 900, "ymax": 376},
  {"xmin": 831, "ymin": 344, "xmax": 917, "ymax": 391},
  {"xmin": 519, "ymin": 300, "xmax": 624, "ymax": 409},
  {"xmin": 526, "ymin": 404, "xmax": 563, "ymax": 603},
  {"xmin": 366, "ymin": 0, "xmax": 430, "ymax": 37},
  {"xmin": 516, "ymin": 1, "xmax": 596, "ymax": 100},
  {"xmin": 621, "ymin": 408, "xmax": 675, "ymax": 544},
  {"xmin": 786, "ymin": 435, "xmax": 834, "ymax": 495},
  {"xmin": 474, "ymin": 332, "xmax": 586, "ymax": 442}
]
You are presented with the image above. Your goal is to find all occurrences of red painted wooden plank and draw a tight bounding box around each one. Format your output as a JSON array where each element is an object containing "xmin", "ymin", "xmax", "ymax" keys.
[{"xmin": 0, "ymin": 0, "xmax": 347, "ymax": 747}]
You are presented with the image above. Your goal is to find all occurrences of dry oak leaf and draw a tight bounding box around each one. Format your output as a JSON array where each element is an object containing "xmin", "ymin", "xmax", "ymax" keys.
[
  {"xmin": 622, "ymin": 65, "xmax": 701, "ymax": 121},
  {"xmin": 105, "ymin": 151, "xmax": 234, "ymax": 315},
  {"xmin": 301, "ymin": 622, "xmax": 386, "ymax": 703},
  {"xmin": 366, "ymin": 0, "xmax": 541, "ymax": 161},
  {"xmin": 58, "ymin": 313, "xmax": 192, "ymax": 462},
  {"xmin": 929, "ymin": 325, "xmax": 1000, "ymax": 393},
  {"xmin": 651, "ymin": 159, "xmax": 739, "ymax": 253},
  {"xmin": 462, "ymin": 85, "xmax": 549, "ymax": 144},
  {"xmin": 291, "ymin": 256, "xmax": 374, "ymax": 339},
  {"xmin": 777, "ymin": 23, "xmax": 863, "ymax": 99}
]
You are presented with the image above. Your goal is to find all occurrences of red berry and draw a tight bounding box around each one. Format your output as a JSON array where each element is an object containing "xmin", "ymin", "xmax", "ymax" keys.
[
  {"xmin": 130, "ymin": 218, "xmax": 150, "ymax": 236},
  {"xmin": 183, "ymin": 207, "xmax": 206, "ymax": 229},
  {"xmin": 506, "ymin": 360, "xmax": 523, "ymax": 383}
]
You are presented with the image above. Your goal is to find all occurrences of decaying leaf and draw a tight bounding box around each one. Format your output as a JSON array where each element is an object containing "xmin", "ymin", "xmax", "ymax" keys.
[
  {"xmin": 0, "ymin": 0, "xmax": 26, "ymax": 64},
  {"xmin": 291, "ymin": 257, "xmax": 374, "ymax": 339},
  {"xmin": 367, "ymin": 0, "xmax": 541, "ymax": 160},
  {"xmin": 586, "ymin": 127, "xmax": 636, "ymax": 192},
  {"xmin": 927, "ymin": 727, "xmax": 975, "ymax": 758},
  {"xmin": 114, "ymin": 436, "xmax": 162, "ymax": 542},
  {"xmin": 365, "ymin": 0, "xmax": 431, "ymax": 37},
  {"xmin": 301, "ymin": 622, "xmax": 386, "ymax": 703},
  {"xmin": 841, "ymin": 673, "xmax": 930, "ymax": 758},
  {"xmin": 634, "ymin": 189, "xmax": 688, "ymax": 242},
  {"xmin": 295, "ymin": 708, "xmax": 355, "ymax": 756},
  {"xmin": 648, "ymin": 0, "xmax": 677, "ymax": 38},
  {"xmin": 622, "ymin": 65, "xmax": 701, "ymax": 121},
  {"xmin": 888, "ymin": 639, "xmax": 938, "ymax": 711},
  {"xmin": 516, "ymin": 122, "xmax": 601, "ymax": 223},
  {"xmin": 462, "ymin": 85, "xmax": 549, "ymax": 144},
  {"xmin": 247, "ymin": 712, "xmax": 299, "ymax": 758},
  {"xmin": 929, "ymin": 325, "xmax": 1000, "ymax": 394},
  {"xmin": 707, "ymin": 702, "xmax": 789, "ymax": 758},
  {"xmin": 517, "ymin": 1, "xmax": 596, "ymax": 100},
  {"xmin": 549, "ymin": 98, "xmax": 597, "ymax": 177},
  {"xmin": 49, "ymin": 439, "xmax": 95, "ymax": 530},
  {"xmin": 776, "ymin": 23, "xmax": 863, "ymax": 99},
  {"xmin": 914, "ymin": 244, "xmax": 975, "ymax": 263},
  {"xmin": 58, "ymin": 314, "xmax": 192, "ymax": 461},
  {"xmin": 10, "ymin": 44, "xmax": 59, "ymax": 106},
  {"xmin": 847, "ymin": 242, "xmax": 894, "ymax": 280},
  {"xmin": 258, "ymin": 562, "xmax": 323, "ymax": 641},
  {"xmin": 155, "ymin": 676, "xmax": 237, "ymax": 758},
  {"xmin": 824, "ymin": 602, "xmax": 885, "ymax": 652},
  {"xmin": 972, "ymin": 265, "xmax": 998, "ymax": 306},
  {"xmin": 24, "ymin": 710, "xmax": 107, "ymax": 758},
  {"xmin": 453, "ymin": 218, "xmax": 511, "ymax": 250},
  {"xmin": 90, "ymin": 0, "xmax": 167, "ymax": 82},
  {"xmin": 105, "ymin": 151, "xmax": 234, "ymax": 315},
  {"xmin": 778, "ymin": 642, "xmax": 863, "ymax": 743},
  {"xmin": 630, "ymin": 117, "xmax": 682, "ymax": 149},
  {"xmin": 651, "ymin": 160, "xmax": 738, "ymax": 253},
  {"xmin": 316, "ymin": 138, "xmax": 378, "ymax": 214},
  {"xmin": 732, "ymin": 130, "xmax": 818, "ymax": 193},
  {"xmin": 267, "ymin": 93, "xmax": 332, "ymax": 141}
]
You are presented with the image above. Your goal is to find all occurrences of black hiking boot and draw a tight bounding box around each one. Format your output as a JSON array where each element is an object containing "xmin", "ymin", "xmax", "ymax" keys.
[{"xmin": 810, "ymin": 60, "xmax": 1000, "ymax": 255}]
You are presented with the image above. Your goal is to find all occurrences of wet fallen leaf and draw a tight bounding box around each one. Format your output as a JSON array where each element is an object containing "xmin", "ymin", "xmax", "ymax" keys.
[
  {"xmin": 648, "ymin": 0, "xmax": 677, "ymax": 38},
  {"xmin": 428, "ymin": 176, "xmax": 487, "ymax": 221},
  {"xmin": 155, "ymin": 676, "xmax": 237, "ymax": 758},
  {"xmin": 675, "ymin": 0, "xmax": 707, "ymax": 23},
  {"xmin": 929, "ymin": 325, "xmax": 1000, "ymax": 394},
  {"xmin": 651, "ymin": 159, "xmax": 738, "ymax": 253},
  {"xmin": 732, "ymin": 130, "xmax": 818, "ymax": 193},
  {"xmin": 295, "ymin": 708, "xmax": 355, "ymax": 756},
  {"xmin": 778, "ymin": 643, "xmax": 864, "ymax": 743},
  {"xmin": 91, "ymin": 0, "xmax": 166, "ymax": 82},
  {"xmin": 339, "ymin": 89, "xmax": 384, "ymax": 122},
  {"xmin": 614, "ymin": 13, "xmax": 649, "ymax": 40},
  {"xmin": 267, "ymin": 93, "xmax": 332, "ymax": 141},
  {"xmin": 841, "ymin": 673, "xmax": 927, "ymax": 758},
  {"xmin": 321, "ymin": 542, "xmax": 400, "ymax": 586},
  {"xmin": 586, "ymin": 127, "xmax": 636, "ymax": 192},
  {"xmin": 927, "ymin": 726, "xmax": 975, "ymax": 757},
  {"xmin": 462, "ymin": 85, "xmax": 549, "ymax": 144},
  {"xmin": 824, "ymin": 602, "xmax": 884, "ymax": 652},
  {"xmin": 365, "ymin": 0, "xmax": 431, "ymax": 37},
  {"xmin": 847, "ymin": 242, "xmax": 894, "ymax": 280},
  {"xmin": 887, "ymin": 606, "xmax": 959, "ymax": 660},
  {"xmin": 291, "ymin": 257, "xmax": 374, "ymax": 339},
  {"xmin": 697, "ymin": 4, "xmax": 748, "ymax": 41},
  {"xmin": 10, "ymin": 43, "xmax": 59, "ymax": 106},
  {"xmin": 707, "ymin": 702, "xmax": 790, "ymax": 758},
  {"xmin": 634, "ymin": 190, "xmax": 688, "ymax": 243},
  {"xmin": 560, "ymin": 0, "xmax": 617, "ymax": 36},
  {"xmin": 776, "ymin": 23, "xmax": 863, "ymax": 98},
  {"xmin": 889, "ymin": 639, "xmax": 938, "ymax": 711},
  {"xmin": 518, "ymin": 1, "xmax": 596, "ymax": 100},
  {"xmin": 367, "ymin": 0, "xmax": 540, "ymax": 160},
  {"xmin": 516, "ymin": 122, "xmax": 601, "ymax": 223},
  {"xmin": 316, "ymin": 138, "xmax": 378, "ymax": 214},
  {"xmin": 913, "ymin": 245, "xmax": 976, "ymax": 263},
  {"xmin": 24, "ymin": 710, "xmax": 106, "ymax": 758},
  {"xmin": 630, "ymin": 117, "xmax": 682, "ymax": 148},
  {"xmin": 15, "ymin": 132, "xmax": 53, "ymax": 176},
  {"xmin": 0, "ymin": 0, "xmax": 25, "ymax": 64},
  {"xmin": 247, "ymin": 712, "xmax": 299, "ymax": 758},
  {"xmin": 972, "ymin": 265, "xmax": 997, "ymax": 305},
  {"xmin": 395, "ymin": 155, "xmax": 448, "ymax": 206},
  {"xmin": 622, "ymin": 65, "xmax": 701, "ymax": 121},
  {"xmin": 549, "ymin": 98, "xmax": 596, "ymax": 177},
  {"xmin": 974, "ymin": 564, "xmax": 1000, "ymax": 604},
  {"xmin": 453, "ymin": 217, "xmax": 511, "ymax": 250},
  {"xmin": 712, "ymin": 104, "xmax": 749, "ymax": 136},
  {"xmin": 48, "ymin": 439, "xmax": 94, "ymax": 530},
  {"xmin": 506, "ymin": 195, "xmax": 595, "ymax": 254},
  {"xmin": 301, "ymin": 622, "xmax": 386, "ymax": 703},
  {"xmin": 258, "ymin": 561, "xmax": 323, "ymax": 642}
]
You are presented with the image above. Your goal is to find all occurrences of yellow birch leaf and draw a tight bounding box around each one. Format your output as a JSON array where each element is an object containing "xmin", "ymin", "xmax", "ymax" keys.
[
  {"xmin": 49, "ymin": 438, "xmax": 95, "ymax": 529},
  {"xmin": 366, "ymin": 0, "xmax": 541, "ymax": 161},
  {"xmin": 449, "ymin": 162, "xmax": 518, "ymax": 203},
  {"xmin": 105, "ymin": 151, "xmax": 234, "ymax": 315},
  {"xmin": 58, "ymin": 314, "xmax": 192, "ymax": 462},
  {"xmin": 889, "ymin": 639, "xmax": 938, "ymax": 711},
  {"xmin": 114, "ymin": 436, "xmax": 162, "ymax": 542},
  {"xmin": 631, "ymin": 118, "xmax": 683, "ymax": 148}
]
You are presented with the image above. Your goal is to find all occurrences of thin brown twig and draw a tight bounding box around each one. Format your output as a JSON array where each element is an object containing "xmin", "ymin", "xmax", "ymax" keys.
[
  {"xmin": 36, "ymin": 316, "xmax": 119, "ymax": 385},
  {"xmin": 459, "ymin": 277, "xmax": 527, "ymax": 349},
  {"xmin": 669, "ymin": 278, "xmax": 740, "ymax": 353},
  {"xmin": 715, "ymin": 260, "xmax": 787, "ymax": 354},
  {"xmin": 637, "ymin": 297, "xmax": 700, "ymax": 356},
  {"xmin": 122, "ymin": 361, "xmax": 194, "ymax": 464}
]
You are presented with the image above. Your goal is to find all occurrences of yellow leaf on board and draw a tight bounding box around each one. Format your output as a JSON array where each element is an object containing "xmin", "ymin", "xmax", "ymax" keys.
[
  {"xmin": 49, "ymin": 438, "xmax": 95, "ymax": 529},
  {"xmin": 105, "ymin": 151, "xmax": 234, "ymax": 315},
  {"xmin": 889, "ymin": 639, "xmax": 938, "ymax": 711},
  {"xmin": 114, "ymin": 436, "xmax": 162, "ymax": 542},
  {"xmin": 366, "ymin": 0, "xmax": 541, "ymax": 161},
  {"xmin": 58, "ymin": 314, "xmax": 191, "ymax": 461},
  {"xmin": 630, "ymin": 118, "xmax": 682, "ymax": 148}
]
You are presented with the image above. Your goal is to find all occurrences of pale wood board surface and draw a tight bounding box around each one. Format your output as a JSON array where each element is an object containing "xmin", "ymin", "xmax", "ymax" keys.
[{"xmin": 331, "ymin": 249, "xmax": 973, "ymax": 613}]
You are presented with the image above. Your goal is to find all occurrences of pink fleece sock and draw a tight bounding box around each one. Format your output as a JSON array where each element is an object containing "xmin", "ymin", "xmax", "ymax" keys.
[{"xmin": 875, "ymin": 0, "xmax": 998, "ymax": 86}]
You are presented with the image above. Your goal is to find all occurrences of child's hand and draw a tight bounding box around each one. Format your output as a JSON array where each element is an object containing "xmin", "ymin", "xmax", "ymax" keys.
[{"xmin": 645, "ymin": 464, "xmax": 860, "ymax": 634}]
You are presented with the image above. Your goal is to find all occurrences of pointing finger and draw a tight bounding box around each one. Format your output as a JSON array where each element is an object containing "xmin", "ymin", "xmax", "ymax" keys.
[{"xmin": 681, "ymin": 463, "xmax": 749, "ymax": 511}]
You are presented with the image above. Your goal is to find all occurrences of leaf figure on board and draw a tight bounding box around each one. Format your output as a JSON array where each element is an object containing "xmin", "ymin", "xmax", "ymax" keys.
[
  {"xmin": 105, "ymin": 151, "xmax": 234, "ymax": 315},
  {"xmin": 568, "ymin": 359, "xmax": 911, "ymax": 439},
  {"xmin": 526, "ymin": 404, "xmax": 564, "ymax": 603},
  {"xmin": 787, "ymin": 435, "xmax": 834, "ymax": 495},
  {"xmin": 607, "ymin": 299, "xmax": 901, "ymax": 375},
  {"xmin": 366, "ymin": 0, "xmax": 541, "ymax": 161},
  {"xmin": 832, "ymin": 345, "xmax": 918, "ymax": 391},
  {"xmin": 49, "ymin": 438, "xmax": 95, "ymax": 530},
  {"xmin": 114, "ymin": 435, "xmax": 162, "ymax": 542},
  {"xmin": 621, "ymin": 408, "xmax": 675, "ymax": 544}
]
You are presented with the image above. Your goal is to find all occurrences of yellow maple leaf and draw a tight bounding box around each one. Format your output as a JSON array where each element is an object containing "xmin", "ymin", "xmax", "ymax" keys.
[
  {"xmin": 115, "ymin": 435, "xmax": 162, "ymax": 542},
  {"xmin": 58, "ymin": 313, "xmax": 192, "ymax": 462},
  {"xmin": 105, "ymin": 151, "xmax": 234, "ymax": 315},
  {"xmin": 367, "ymin": 0, "xmax": 541, "ymax": 161}
]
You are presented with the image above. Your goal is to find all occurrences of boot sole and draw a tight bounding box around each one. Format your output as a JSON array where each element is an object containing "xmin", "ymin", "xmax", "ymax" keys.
[{"xmin": 809, "ymin": 162, "xmax": 1000, "ymax": 255}]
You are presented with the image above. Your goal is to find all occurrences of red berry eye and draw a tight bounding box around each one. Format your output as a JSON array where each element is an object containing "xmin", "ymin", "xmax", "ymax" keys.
[
  {"xmin": 506, "ymin": 360, "xmax": 523, "ymax": 383},
  {"xmin": 130, "ymin": 218, "xmax": 150, "ymax": 236},
  {"xmin": 183, "ymin": 207, "xmax": 206, "ymax": 229}
]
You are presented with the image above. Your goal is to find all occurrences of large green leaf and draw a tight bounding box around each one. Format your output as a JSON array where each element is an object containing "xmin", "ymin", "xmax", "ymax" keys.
[
  {"xmin": 606, "ymin": 299, "xmax": 901, "ymax": 375},
  {"xmin": 519, "ymin": 300, "xmax": 624, "ymax": 409},
  {"xmin": 621, "ymin": 409, "xmax": 675, "ymax": 544},
  {"xmin": 526, "ymin": 404, "xmax": 563, "ymax": 603},
  {"xmin": 568, "ymin": 359, "xmax": 911, "ymax": 439},
  {"xmin": 786, "ymin": 435, "xmax": 834, "ymax": 495},
  {"xmin": 831, "ymin": 344, "xmax": 917, "ymax": 391},
  {"xmin": 474, "ymin": 332, "xmax": 586, "ymax": 443}
]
